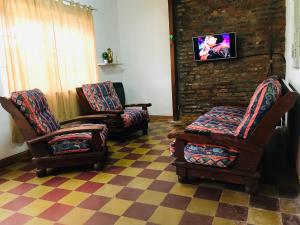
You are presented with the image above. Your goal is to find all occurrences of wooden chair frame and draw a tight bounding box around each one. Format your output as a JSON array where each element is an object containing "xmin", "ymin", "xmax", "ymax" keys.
[
  {"xmin": 76, "ymin": 82, "xmax": 152, "ymax": 139},
  {"xmin": 168, "ymin": 79, "xmax": 298, "ymax": 193},
  {"xmin": 0, "ymin": 97, "xmax": 109, "ymax": 177}
]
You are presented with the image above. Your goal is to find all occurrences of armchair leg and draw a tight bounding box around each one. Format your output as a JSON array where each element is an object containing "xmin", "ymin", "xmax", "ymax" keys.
[
  {"xmin": 245, "ymin": 179, "xmax": 258, "ymax": 194},
  {"xmin": 36, "ymin": 168, "xmax": 47, "ymax": 178},
  {"xmin": 93, "ymin": 163, "xmax": 104, "ymax": 171},
  {"xmin": 178, "ymin": 175, "xmax": 189, "ymax": 184}
]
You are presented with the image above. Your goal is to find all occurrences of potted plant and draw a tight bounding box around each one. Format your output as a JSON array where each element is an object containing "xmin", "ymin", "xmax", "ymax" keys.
[{"xmin": 102, "ymin": 52, "xmax": 108, "ymax": 64}]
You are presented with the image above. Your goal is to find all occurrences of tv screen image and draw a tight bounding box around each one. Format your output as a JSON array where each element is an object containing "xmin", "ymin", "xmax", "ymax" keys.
[{"xmin": 193, "ymin": 32, "xmax": 237, "ymax": 61}]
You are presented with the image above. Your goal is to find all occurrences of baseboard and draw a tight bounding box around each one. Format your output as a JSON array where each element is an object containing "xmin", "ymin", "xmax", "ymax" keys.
[
  {"xmin": 149, "ymin": 115, "xmax": 173, "ymax": 120},
  {"xmin": 0, "ymin": 150, "xmax": 31, "ymax": 168}
]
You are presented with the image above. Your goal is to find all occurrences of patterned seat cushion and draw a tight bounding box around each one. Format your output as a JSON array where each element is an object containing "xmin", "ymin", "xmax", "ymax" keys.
[
  {"xmin": 121, "ymin": 108, "xmax": 149, "ymax": 128},
  {"xmin": 82, "ymin": 81, "xmax": 123, "ymax": 111},
  {"xmin": 48, "ymin": 124, "xmax": 108, "ymax": 155},
  {"xmin": 184, "ymin": 143, "xmax": 239, "ymax": 168},
  {"xmin": 186, "ymin": 106, "xmax": 246, "ymax": 136},
  {"xmin": 234, "ymin": 77, "xmax": 282, "ymax": 139},
  {"xmin": 11, "ymin": 89, "xmax": 60, "ymax": 135}
]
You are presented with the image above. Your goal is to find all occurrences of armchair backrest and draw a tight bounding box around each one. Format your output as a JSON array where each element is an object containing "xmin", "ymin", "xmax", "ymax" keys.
[
  {"xmin": 81, "ymin": 81, "xmax": 123, "ymax": 112},
  {"xmin": 113, "ymin": 82, "xmax": 126, "ymax": 107},
  {"xmin": 10, "ymin": 89, "xmax": 60, "ymax": 135},
  {"xmin": 235, "ymin": 76, "xmax": 282, "ymax": 139}
]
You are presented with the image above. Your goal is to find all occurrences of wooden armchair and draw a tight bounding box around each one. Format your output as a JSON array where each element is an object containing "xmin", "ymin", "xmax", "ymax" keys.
[
  {"xmin": 0, "ymin": 89, "xmax": 109, "ymax": 177},
  {"xmin": 76, "ymin": 81, "xmax": 151, "ymax": 139},
  {"xmin": 168, "ymin": 78, "xmax": 298, "ymax": 193}
]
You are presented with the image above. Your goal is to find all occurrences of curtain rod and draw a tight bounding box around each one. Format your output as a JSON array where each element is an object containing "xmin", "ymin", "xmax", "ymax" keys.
[{"xmin": 61, "ymin": 0, "xmax": 97, "ymax": 11}]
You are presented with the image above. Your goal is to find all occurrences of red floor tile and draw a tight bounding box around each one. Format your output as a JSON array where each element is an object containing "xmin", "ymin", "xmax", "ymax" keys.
[
  {"xmin": 0, "ymin": 213, "xmax": 32, "ymax": 225},
  {"xmin": 116, "ymin": 187, "xmax": 143, "ymax": 201},
  {"xmin": 79, "ymin": 195, "xmax": 110, "ymax": 210},
  {"xmin": 41, "ymin": 188, "xmax": 71, "ymax": 202},
  {"xmin": 76, "ymin": 181, "xmax": 103, "ymax": 193},
  {"xmin": 138, "ymin": 169, "xmax": 161, "ymax": 179},
  {"xmin": 43, "ymin": 177, "xmax": 69, "ymax": 187},
  {"xmin": 84, "ymin": 212, "xmax": 119, "ymax": 225},
  {"xmin": 124, "ymin": 202, "xmax": 157, "ymax": 221},
  {"xmin": 38, "ymin": 203, "xmax": 73, "ymax": 221},
  {"xmin": 14, "ymin": 173, "xmax": 36, "ymax": 182},
  {"xmin": 2, "ymin": 196, "xmax": 34, "ymax": 211},
  {"xmin": 75, "ymin": 172, "xmax": 98, "ymax": 181},
  {"xmin": 9, "ymin": 183, "xmax": 37, "ymax": 195}
]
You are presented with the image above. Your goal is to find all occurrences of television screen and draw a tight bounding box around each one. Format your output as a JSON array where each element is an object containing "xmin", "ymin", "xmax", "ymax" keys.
[{"xmin": 193, "ymin": 32, "xmax": 237, "ymax": 61}]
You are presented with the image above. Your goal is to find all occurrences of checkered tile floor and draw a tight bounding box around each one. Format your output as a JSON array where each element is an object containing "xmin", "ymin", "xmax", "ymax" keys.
[{"xmin": 0, "ymin": 119, "xmax": 299, "ymax": 225}]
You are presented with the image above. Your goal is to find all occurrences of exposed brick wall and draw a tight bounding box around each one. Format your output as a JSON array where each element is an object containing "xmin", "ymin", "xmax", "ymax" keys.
[{"xmin": 174, "ymin": 0, "xmax": 286, "ymax": 117}]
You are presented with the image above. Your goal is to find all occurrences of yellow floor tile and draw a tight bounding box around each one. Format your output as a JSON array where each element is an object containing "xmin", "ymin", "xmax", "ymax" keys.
[
  {"xmin": 19, "ymin": 199, "xmax": 53, "ymax": 216},
  {"xmin": 146, "ymin": 162, "xmax": 169, "ymax": 170},
  {"xmin": 0, "ymin": 208, "xmax": 14, "ymax": 222},
  {"xmin": 115, "ymin": 216, "xmax": 146, "ymax": 225},
  {"xmin": 187, "ymin": 198, "xmax": 218, "ymax": 216},
  {"xmin": 59, "ymin": 172, "xmax": 81, "ymax": 179},
  {"xmin": 149, "ymin": 206, "xmax": 184, "ymax": 225},
  {"xmin": 125, "ymin": 143, "xmax": 143, "ymax": 148},
  {"xmin": 212, "ymin": 217, "xmax": 237, "ymax": 225},
  {"xmin": 24, "ymin": 186, "xmax": 53, "ymax": 199},
  {"xmin": 0, "ymin": 180, "xmax": 22, "ymax": 192},
  {"xmin": 138, "ymin": 155, "xmax": 158, "ymax": 162},
  {"xmin": 58, "ymin": 179, "xmax": 86, "ymax": 190},
  {"xmin": 137, "ymin": 190, "xmax": 167, "ymax": 205},
  {"xmin": 247, "ymin": 208, "xmax": 281, "ymax": 225},
  {"xmin": 161, "ymin": 150, "xmax": 171, "ymax": 156},
  {"xmin": 280, "ymin": 198, "xmax": 300, "ymax": 214},
  {"xmin": 220, "ymin": 190, "xmax": 249, "ymax": 206},
  {"xmin": 120, "ymin": 167, "xmax": 143, "ymax": 177},
  {"xmin": 94, "ymin": 184, "xmax": 123, "ymax": 198},
  {"xmin": 0, "ymin": 171, "xmax": 24, "ymax": 180},
  {"xmin": 157, "ymin": 171, "xmax": 178, "ymax": 183},
  {"xmin": 145, "ymin": 140, "xmax": 161, "ymax": 144},
  {"xmin": 111, "ymin": 152, "xmax": 128, "ymax": 159},
  {"xmin": 27, "ymin": 176, "xmax": 53, "ymax": 185},
  {"xmin": 25, "ymin": 217, "xmax": 54, "ymax": 225},
  {"xmin": 132, "ymin": 148, "xmax": 149, "ymax": 154},
  {"xmin": 127, "ymin": 177, "xmax": 153, "ymax": 190},
  {"xmin": 110, "ymin": 146, "xmax": 123, "ymax": 152},
  {"xmin": 0, "ymin": 192, "xmax": 19, "ymax": 207},
  {"xmin": 59, "ymin": 207, "xmax": 94, "ymax": 225},
  {"xmin": 152, "ymin": 144, "xmax": 168, "ymax": 150},
  {"xmin": 58, "ymin": 191, "xmax": 90, "ymax": 206},
  {"xmin": 170, "ymin": 183, "xmax": 198, "ymax": 197},
  {"xmin": 90, "ymin": 173, "xmax": 116, "ymax": 184},
  {"xmin": 100, "ymin": 198, "xmax": 133, "ymax": 216},
  {"xmin": 113, "ymin": 159, "xmax": 135, "ymax": 167}
]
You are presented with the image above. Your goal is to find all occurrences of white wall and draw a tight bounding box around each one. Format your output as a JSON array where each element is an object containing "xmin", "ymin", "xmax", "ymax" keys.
[
  {"xmin": 117, "ymin": 0, "xmax": 173, "ymax": 116},
  {"xmin": 77, "ymin": 0, "xmax": 124, "ymax": 82},
  {"xmin": 286, "ymin": 0, "xmax": 300, "ymax": 91}
]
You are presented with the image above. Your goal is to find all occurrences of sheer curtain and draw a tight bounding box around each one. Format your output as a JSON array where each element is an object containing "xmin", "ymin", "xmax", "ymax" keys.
[{"xmin": 0, "ymin": 0, "xmax": 99, "ymax": 141}]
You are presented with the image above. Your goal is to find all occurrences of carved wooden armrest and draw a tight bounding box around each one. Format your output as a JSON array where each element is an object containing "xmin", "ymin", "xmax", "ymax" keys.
[
  {"xmin": 91, "ymin": 110, "xmax": 124, "ymax": 115},
  {"xmin": 27, "ymin": 125, "xmax": 105, "ymax": 145},
  {"xmin": 60, "ymin": 115, "xmax": 111, "ymax": 125},
  {"xmin": 125, "ymin": 103, "xmax": 152, "ymax": 108}
]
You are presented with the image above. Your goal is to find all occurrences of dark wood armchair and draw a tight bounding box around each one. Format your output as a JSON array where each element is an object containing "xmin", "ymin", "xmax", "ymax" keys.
[
  {"xmin": 168, "ymin": 79, "xmax": 298, "ymax": 193},
  {"xmin": 76, "ymin": 81, "xmax": 152, "ymax": 139},
  {"xmin": 0, "ymin": 89, "xmax": 109, "ymax": 177}
]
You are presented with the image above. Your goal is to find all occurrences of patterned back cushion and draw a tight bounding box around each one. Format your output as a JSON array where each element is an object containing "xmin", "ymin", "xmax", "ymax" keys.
[
  {"xmin": 11, "ymin": 89, "xmax": 60, "ymax": 135},
  {"xmin": 234, "ymin": 77, "xmax": 282, "ymax": 139},
  {"xmin": 82, "ymin": 81, "xmax": 123, "ymax": 111}
]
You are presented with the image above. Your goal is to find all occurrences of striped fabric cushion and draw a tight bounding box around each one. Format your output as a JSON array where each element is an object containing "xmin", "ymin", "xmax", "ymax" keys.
[
  {"xmin": 82, "ymin": 81, "xmax": 123, "ymax": 111},
  {"xmin": 48, "ymin": 124, "xmax": 108, "ymax": 155},
  {"xmin": 184, "ymin": 143, "xmax": 238, "ymax": 168},
  {"xmin": 121, "ymin": 108, "xmax": 149, "ymax": 128},
  {"xmin": 11, "ymin": 89, "xmax": 60, "ymax": 135},
  {"xmin": 185, "ymin": 106, "xmax": 246, "ymax": 136},
  {"xmin": 234, "ymin": 77, "xmax": 282, "ymax": 139}
]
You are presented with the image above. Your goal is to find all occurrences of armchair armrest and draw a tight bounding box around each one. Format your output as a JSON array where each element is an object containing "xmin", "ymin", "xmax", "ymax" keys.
[
  {"xmin": 27, "ymin": 125, "xmax": 105, "ymax": 145},
  {"xmin": 125, "ymin": 103, "xmax": 152, "ymax": 108},
  {"xmin": 90, "ymin": 110, "xmax": 124, "ymax": 115},
  {"xmin": 60, "ymin": 114, "xmax": 113, "ymax": 125}
]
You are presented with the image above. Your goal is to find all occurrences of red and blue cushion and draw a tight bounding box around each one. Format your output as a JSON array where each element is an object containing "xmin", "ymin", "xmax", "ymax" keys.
[
  {"xmin": 82, "ymin": 81, "xmax": 123, "ymax": 111},
  {"xmin": 122, "ymin": 108, "xmax": 149, "ymax": 128},
  {"xmin": 11, "ymin": 89, "xmax": 60, "ymax": 135},
  {"xmin": 185, "ymin": 106, "xmax": 246, "ymax": 136},
  {"xmin": 234, "ymin": 76, "xmax": 282, "ymax": 139},
  {"xmin": 184, "ymin": 143, "xmax": 238, "ymax": 168},
  {"xmin": 48, "ymin": 124, "xmax": 108, "ymax": 155}
]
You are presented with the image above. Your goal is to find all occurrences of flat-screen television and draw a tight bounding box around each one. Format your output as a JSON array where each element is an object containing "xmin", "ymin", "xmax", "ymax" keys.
[{"xmin": 193, "ymin": 32, "xmax": 237, "ymax": 61}]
